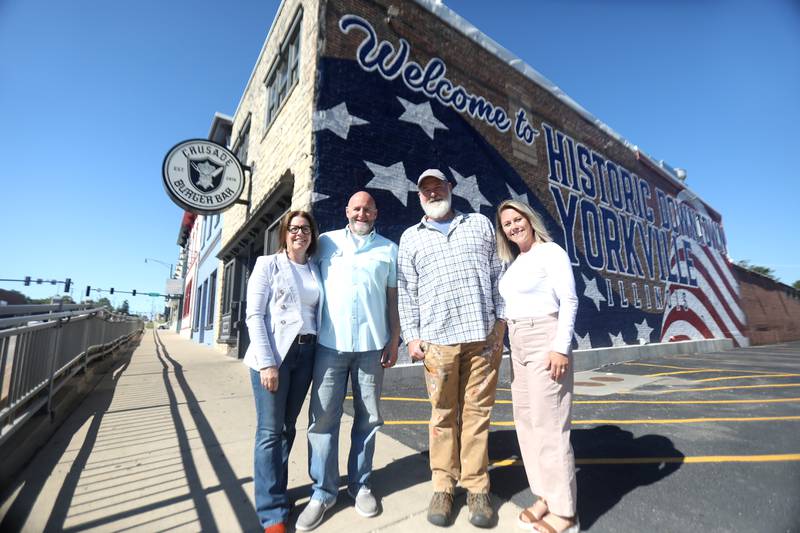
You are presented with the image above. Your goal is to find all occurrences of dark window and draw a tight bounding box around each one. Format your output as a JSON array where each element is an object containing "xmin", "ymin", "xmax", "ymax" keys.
[
  {"xmin": 265, "ymin": 10, "xmax": 302, "ymax": 128},
  {"xmin": 206, "ymin": 270, "xmax": 217, "ymax": 328},
  {"xmin": 222, "ymin": 262, "xmax": 234, "ymax": 314},
  {"xmin": 194, "ymin": 283, "xmax": 204, "ymax": 331}
]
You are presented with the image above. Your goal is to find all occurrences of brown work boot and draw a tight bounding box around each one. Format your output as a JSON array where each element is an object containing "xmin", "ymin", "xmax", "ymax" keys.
[
  {"xmin": 467, "ymin": 492, "xmax": 494, "ymax": 528},
  {"xmin": 427, "ymin": 491, "xmax": 454, "ymax": 527}
]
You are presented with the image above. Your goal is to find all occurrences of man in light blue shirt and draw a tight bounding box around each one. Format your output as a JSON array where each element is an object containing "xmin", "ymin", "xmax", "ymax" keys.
[{"xmin": 297, "ymin": 191, "xmax": 399, "ymax": 531}]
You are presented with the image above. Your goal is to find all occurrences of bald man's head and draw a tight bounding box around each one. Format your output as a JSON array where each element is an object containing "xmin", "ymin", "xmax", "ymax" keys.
[{"xmin": 346, "ymin": 191, "xmax": 377, "ymax": 236}]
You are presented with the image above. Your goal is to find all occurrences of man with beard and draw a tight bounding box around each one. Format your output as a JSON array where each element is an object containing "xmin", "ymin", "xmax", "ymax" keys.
[
  {"xmin": 297, "ymin": 191, "xmax": 400, "ymax": 531},
  {"xmin": 397, "ymin": 169, "xmax": 506, "ymax": 528}
]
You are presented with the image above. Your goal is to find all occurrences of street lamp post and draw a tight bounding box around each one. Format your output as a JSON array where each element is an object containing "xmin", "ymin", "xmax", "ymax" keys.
[{"xmin": 144, "ymin": 258, "xmax": 174, "ymax": 278}]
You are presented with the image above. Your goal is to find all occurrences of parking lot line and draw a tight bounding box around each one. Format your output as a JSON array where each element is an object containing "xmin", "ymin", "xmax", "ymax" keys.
[
  {"xmin": 649, "ymin": 382, "xmax": 800, "ymax": 394},
  {"xmin": 361, "ymin": 395, "xmax": 800, "ymax": 405},
  {"xmin": 645, "ymin": 368, "xmax": 790, "ymax": 377},
  {"xmin": 489, "ymin": 415, "xmax": 800, "ymax": 426},
  {"xmin": 490, "ymin": 453, "xmax": 800, "ymax": 467},
  {"xmin": 695, "ymin": 373, "xmax": 800, "ymax": 382},
  {"xmin": 384, "ymin": 415, "xmax": 800, "ymax": 427}
]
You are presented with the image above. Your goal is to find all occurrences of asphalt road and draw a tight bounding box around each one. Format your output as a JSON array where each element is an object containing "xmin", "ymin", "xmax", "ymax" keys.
[{"xmin": 347, "ymin": 341, "xmax": 800, "ymax": 532}]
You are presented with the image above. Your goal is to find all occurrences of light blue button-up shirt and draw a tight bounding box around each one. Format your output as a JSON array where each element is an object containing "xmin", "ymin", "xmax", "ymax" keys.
[{"xmin": 316, "ymin": 226, "xmax": 398, "ymax": 352}]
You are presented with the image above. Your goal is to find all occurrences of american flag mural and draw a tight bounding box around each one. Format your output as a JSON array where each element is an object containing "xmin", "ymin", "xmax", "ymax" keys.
[{"xmin": 310, "ymin": 6, "xmax": 747, "ymax": 350}]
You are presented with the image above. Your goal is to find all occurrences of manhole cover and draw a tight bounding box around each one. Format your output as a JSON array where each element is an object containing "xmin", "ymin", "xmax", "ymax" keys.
[
  {"xmin": 590, "ymin": 376, "xmax": 624, "ymax": 382},
  {"xmin": 574, "ymin": 381, "xmax": 604, "ymax": 387}
]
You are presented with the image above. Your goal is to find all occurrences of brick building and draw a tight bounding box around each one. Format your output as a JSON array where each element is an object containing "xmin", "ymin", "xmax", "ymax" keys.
[{"xmin": 211, "ymin": 0, "xmax": 749, "ymax": 358}]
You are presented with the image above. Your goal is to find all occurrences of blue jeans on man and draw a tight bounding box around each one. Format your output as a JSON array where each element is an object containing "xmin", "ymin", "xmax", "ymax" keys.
[
  {"xmin": 250, "ymin": 341, "xmax": 315, "ymax": 528},
  {"xmin": 307, "ymin": 344, "xmax": 384, "ymax": 504}
]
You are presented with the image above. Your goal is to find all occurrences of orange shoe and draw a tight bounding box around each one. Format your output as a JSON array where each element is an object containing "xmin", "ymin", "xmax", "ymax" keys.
[{"xmin": 265, "ymin": 523, "xmax": 286, "ymax": 533}]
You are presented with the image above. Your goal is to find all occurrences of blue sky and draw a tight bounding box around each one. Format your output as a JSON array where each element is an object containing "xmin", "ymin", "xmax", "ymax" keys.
[{"xmin": 2, "ymin": 0, "xmax": 798, "ymax": 314}]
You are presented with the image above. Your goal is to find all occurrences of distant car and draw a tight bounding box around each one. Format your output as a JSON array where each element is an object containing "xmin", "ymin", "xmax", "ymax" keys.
[{"xmin": 157, "ymin": 323, "xmax": 169, "ymax": 330}]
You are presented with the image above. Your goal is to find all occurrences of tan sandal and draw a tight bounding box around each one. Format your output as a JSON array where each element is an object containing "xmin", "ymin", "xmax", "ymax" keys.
[
  {"xmin": 531, "ymin": 512, "xmax": 579, "ymax": 533},
  {"xmin": 517, "ymin": 499, "xmax": 548, "ymax": 530}
]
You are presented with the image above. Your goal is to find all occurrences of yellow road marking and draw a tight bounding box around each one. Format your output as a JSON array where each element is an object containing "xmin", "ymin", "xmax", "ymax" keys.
[
  {"xmin": 355, "ymin": 396, "xmax": 800, "ymax": 405},
  {"xmin": 650, "ymin": 383, "xmax": 800, "ymax": 394},
  {"xmin": 574, "ymin": 397, "xmax": 800, "ymax": 405},
  {"xmin": 646, "ymin": 368, "xmax": 788, "ymax": 378},
  {"xmin": 695, "ymin": 373, "xmax": 800, "ymax": 383},
  {"xmin": 624, "ymin": 362, "xmax": 699, "ymax": 370},
  {"xmin": 489, "ymin": 416, "xmax": 800, "ymax": 426},
  {"xmin": 385, "ymin": 415, "xmax": 800, "ymax": 427},
  {"xmin": 491, "ymin": 454, "xmax": 800, "ymax": 467}
]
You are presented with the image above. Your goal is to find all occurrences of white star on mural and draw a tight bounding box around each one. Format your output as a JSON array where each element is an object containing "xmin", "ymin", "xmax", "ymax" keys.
[
  {"xmin": 635, "ymin": 318, "xmax": 654, "ymax": 343},
  {"xmin": 312, "ymin": 102, "xmax": 369, "ymax": 140},
  {"xmin": 450, "ymin": 167, "xmax": 491, "ymax": 213},
  {"xmin": 506, "ymin": 183, "xmax": 529, "ymax": 205},
  {"xmin": 311, "ymin": 192, "xmax": 330, "ymax": 203},
  {"xmin": 609, "ymin": 331, "xmax": 626, "ymax": 347},
  {"xmin": 574, "ymin": 331, "xmax": 592, "ymax": 351},
  {"xmin": 397, "ymin": 97, "xmax": 448, "ymax": 139},
  {"xmin": 364, "ymin": 160, "xmax": 417, "ymax": 206},
  {"xmin": 581, "ymin": 273, "xmax": 607, "ymax": 311}
]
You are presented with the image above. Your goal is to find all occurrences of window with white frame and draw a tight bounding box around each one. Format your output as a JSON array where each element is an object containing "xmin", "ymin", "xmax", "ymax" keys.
[{"xmin": 265, "ymin": 9, "xmax": 302, "ymax": 128}]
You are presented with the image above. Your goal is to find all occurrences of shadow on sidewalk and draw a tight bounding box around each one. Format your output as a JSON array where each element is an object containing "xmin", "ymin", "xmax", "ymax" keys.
[
  {"xmin": 489, "ymin": 425, "xmax": 684, "ymax": 529},
  {"xmin": 0, "ymin": 338, "xmax": 136, "ymax": 532}
]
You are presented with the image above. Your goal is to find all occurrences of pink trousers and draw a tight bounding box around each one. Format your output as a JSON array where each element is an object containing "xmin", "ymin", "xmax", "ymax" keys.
[{"xmin": 509, "ymin": 315, "xmax": 577, "ymax": 517}]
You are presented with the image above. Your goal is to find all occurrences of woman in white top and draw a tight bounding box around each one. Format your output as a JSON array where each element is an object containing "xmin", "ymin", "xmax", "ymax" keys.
[
  {"xmin": 244, "ymin": 210, "xmax": 324, "ymax": 533},
  {"xmin": 496, "ymin": 200, "xmax": 579, "ymax": 533}
]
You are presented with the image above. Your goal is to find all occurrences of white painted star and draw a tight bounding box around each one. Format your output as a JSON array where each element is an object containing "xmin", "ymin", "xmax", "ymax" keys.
[
  {"xmin": 506, "ymin": 183, "xmax": 529, "ymax": 204},
  {"xmin": 635, "ymin": 318, "xmax": 654, "ymax": 344},
  {"xmin": 397, "ymin": 96, "xmax": 448, "ymax": 139},
  {"xmin": 364, "ymin": 160, "xmax": 417, "ymax": 206},
  {"xmin": 312, "ymin": 102, "xmax": 368, "ymax": 140},
  {"xmin": 450, "ymin": 167, "xmax": 491, "ymax": 213},
  {"xmin": 311, "ymin": 192, "xmax": 330, "ymax": 203},
  {"xmin": 609, "ymin": 331, "xmax": 626, "ymax": 347},
  {"xmin": 581, "ymin": 273, "xmax": 607, "ymax": 311},
  {"xmin": 574, "ymin": 331, "xmax": 592, "ymax": 351}
]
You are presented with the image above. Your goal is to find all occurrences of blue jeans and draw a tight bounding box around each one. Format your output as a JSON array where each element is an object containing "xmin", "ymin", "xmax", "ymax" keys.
[
  {"xmin": 250, "ymin": 341, "xmax": 314, "ymax": 528},
  {"xmin": 307, "ymin": 345, "xmax": 384, "ymax": 504}
]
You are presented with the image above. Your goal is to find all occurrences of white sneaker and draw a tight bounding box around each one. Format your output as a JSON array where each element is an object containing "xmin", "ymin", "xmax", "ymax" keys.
[
  {"xmin": 295, "ymin": 499, "xmax": 333, "ymax": 531},
  {"xmin": 348, "ymin": 487, "xmax": 379, "ymax": 517}
]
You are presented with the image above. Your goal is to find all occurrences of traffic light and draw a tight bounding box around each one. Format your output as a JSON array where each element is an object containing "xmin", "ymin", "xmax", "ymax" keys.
[
  {"xmin": 110, "ymin": 288, "xmax": 115, "ymax": 294},
  {"xmin": 85, "ymin": 286, "xmax": 91, "ymax": 297},
  {"xmin": 132, "ymin": 290, "xmax": 137, "ymax": 296},
  {"xmin": 24, "ymin": 276, "xmax": 30, "ymax": 286},
  {"xmin": 64, "ymin": 278, "xmax": 71, "ymax": 293}
]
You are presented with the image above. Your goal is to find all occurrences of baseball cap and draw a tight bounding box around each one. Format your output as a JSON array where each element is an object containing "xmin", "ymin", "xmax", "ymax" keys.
[{"xmin": 417, "ymin": 168, "xmax": 448, "ymax": 187}]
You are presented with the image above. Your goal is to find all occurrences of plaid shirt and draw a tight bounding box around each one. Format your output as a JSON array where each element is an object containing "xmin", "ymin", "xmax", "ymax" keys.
[{"xmin": 398, "ymin": 212, "xmax": 505, "ymax": 345}]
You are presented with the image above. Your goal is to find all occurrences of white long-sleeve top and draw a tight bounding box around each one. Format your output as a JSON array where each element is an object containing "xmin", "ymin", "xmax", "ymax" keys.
[{"xmin": 498, "ymin": 241, "xmax": 579, "ymax": 354}]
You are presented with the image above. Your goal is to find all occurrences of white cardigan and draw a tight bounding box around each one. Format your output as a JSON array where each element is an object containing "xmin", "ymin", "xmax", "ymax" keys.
[{"xmin": 243, "ymin": 252, "xmax": 324, "ymax": 371}]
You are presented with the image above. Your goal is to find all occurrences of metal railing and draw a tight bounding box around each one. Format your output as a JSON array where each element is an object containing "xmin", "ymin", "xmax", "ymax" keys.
[{"xmin": 0, "ymin": 304, "xmax": 144, "ymax": 446}]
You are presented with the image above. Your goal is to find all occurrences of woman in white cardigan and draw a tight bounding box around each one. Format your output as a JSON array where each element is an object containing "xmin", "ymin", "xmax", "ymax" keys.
[
  {"xmin": 244, "ymin": 210, "xmax": 324, "ymax": 533},
  {"xmin": 495, "ymin": 200, "xmax": 579, "ymax": 533}
]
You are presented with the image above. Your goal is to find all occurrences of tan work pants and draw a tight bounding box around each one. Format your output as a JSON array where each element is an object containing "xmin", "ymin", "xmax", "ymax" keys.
[
  {"xmin": 422, "ymin": 321, "xmax": 505, "ymax": 494},
  {"xmin": 509, "ymin": 315, "xmax": 577, "ymax": 516}
]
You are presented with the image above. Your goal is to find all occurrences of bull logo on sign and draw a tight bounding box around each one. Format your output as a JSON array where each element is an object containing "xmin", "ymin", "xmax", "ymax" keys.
[{"xmin": 189, "ymin": 158, "xmax": 224, "ymax": 192}]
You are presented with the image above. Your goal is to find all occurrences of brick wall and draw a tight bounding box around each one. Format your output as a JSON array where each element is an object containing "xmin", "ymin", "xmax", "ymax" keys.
[{"xmin": 734, "ymin": 265, "xmax": 800, "ymax": 345}]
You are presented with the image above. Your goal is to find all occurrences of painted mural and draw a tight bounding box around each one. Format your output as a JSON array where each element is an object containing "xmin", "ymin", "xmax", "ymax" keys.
[{"xmin": 311, "ymin": 3, "xmax": 747, "ymax": 350}]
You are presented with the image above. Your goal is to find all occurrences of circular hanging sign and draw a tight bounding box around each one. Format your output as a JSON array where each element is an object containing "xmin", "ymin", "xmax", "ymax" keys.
[{"xmin": 162, "ymin": 139, "xmax": 245, "ymax": 214}]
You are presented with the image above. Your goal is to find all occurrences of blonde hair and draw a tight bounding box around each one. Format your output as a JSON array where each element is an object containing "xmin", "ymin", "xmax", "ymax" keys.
[{"xmin": 495, "ymin": 200, "xmax": 552, "ymax": 263}]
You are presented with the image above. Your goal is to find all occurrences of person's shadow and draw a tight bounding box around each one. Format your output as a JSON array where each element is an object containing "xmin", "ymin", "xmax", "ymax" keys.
[{"xmin": 489, "ymin": 425, "xmax": 684, "ymax": 529}]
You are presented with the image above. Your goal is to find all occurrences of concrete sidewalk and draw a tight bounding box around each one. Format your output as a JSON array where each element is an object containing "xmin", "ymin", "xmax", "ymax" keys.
[{"xmin": 0, "ymin": 330, "xmax": 521, "ymax": 532}]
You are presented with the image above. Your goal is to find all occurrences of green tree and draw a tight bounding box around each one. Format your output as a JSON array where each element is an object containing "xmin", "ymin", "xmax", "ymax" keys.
[
  {"xmin": 95, "ymin": 297, "xmax": 112, "ymax": 309},
  {"xmin": 116, "ymin": 299, "xmax": 130, "ymax": 315},
  {"xmin": 793, "ymin": 280, "xmax": 800, "ymax": 290},
  {"xmin": 736, "ymin": 260, "xmax": 777, "ymax": 280}
]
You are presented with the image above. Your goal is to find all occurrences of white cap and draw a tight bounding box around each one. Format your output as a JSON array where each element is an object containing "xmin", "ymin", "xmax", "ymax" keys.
[{"xmin": 417, "ymin": 168, "xmax": 448, "ymax": 187}]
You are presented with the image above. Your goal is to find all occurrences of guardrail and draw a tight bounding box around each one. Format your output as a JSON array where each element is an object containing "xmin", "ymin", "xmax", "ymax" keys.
[{"xmin": 0, "ymin": 304, "xmax": 144, "ymax": 446}]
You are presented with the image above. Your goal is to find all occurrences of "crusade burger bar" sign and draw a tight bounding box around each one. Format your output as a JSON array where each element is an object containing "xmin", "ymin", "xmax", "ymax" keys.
[{"xmin": 162, "ymin": 139, "xmax": 246, "ymax": 214}]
